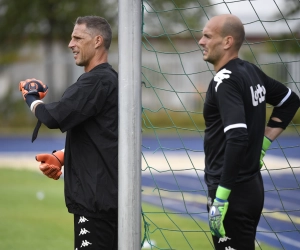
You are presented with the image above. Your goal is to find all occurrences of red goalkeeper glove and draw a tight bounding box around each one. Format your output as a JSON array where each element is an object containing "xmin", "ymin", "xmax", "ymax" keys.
[
  {"xmin": 36, "ymin": 150, "xmax": 64, "ymax": 180},
  {"xmin": 19, "ymin": 78, "xmax": 48, "ymax": 100},
  {"xmin": 19, "ymin": 78, "xmax": 48, "ymax": 110}
]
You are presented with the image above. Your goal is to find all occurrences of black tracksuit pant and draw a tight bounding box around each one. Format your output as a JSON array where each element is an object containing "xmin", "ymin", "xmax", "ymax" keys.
[{"xmin": 207, "ymin": 172, "xmax": 264, "ymax": 250}]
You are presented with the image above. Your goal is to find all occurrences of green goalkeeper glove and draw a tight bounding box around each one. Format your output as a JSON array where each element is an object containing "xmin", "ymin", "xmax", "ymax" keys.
[
  {"xmin": 208, "ymin": 186, "xmax": 231, "ymax": 238},
  {"xmin": 260, "ymin": 136, "xmax": 272, "ymax": 168}
]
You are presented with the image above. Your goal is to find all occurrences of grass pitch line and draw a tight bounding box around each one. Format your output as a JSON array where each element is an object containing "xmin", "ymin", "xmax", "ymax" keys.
[
  {"xmin": 1, "ymin": 151, "xmax": 298, "ymax": 174},
  {"xmin": 0, "ymin": 152, "xmax": 39, "ymax": 170},
  {"xmin": 142, "ymin": 152, "xmax": 299, "ymax": 173}
]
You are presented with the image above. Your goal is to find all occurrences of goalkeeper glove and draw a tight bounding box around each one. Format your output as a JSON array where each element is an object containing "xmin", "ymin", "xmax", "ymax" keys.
[
  {"xmin": 260, "ymin": 136, "xmax": 272, "ymax": 168},
  {"xmin": 19, "ymin": 78, "xmax": 48, "ymax": 109},
  {"xmin": 208, "ymin": 186, "xmax": 231, "ymax": 238},
  {"xmin": 36, "ymin": 150, "xmax": 64, "ymax": 180}
]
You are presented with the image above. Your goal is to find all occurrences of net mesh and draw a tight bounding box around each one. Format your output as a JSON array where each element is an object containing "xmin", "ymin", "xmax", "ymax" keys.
[{"xmin": 141, "ymin": 0, "xmax": 300, "ymax": 249}]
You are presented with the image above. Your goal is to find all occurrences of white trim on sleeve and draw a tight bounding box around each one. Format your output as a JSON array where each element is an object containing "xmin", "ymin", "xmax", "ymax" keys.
[
  {"xmin": 275, "ymin": 88, "xmax": 291, "ymax": 107},
  {"xmin": 30, "ymin": 100, "xmax": 44, "ymax": 112},
  {"xmin": 224, "ymin": 123, "xmax": 247, "ymax": 133}
]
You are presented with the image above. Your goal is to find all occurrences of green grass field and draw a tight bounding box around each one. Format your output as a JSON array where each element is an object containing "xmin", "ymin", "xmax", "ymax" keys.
[
  {"xmin": 141, "ymin": 204, "xmax": 278, "ymax": 250},
  {"xmin": 0, "ymin": 168, "xmax": 73, "ymax": 250},
  {"xmin": 0, "ymin": 168, "xmax": 278, "ymax": 250}
]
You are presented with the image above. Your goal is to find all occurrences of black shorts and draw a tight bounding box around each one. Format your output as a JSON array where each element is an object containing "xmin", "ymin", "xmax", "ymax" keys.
[
  {"xmin": 74, "ymin": 214, "xmax": 118, "ymax": 250},
  {"xmin": 207, "ymin": 172, "xmax": 264, "ymax": 250}
]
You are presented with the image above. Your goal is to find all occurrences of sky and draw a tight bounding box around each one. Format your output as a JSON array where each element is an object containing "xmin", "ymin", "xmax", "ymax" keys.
[{"xmin": 210, "ymin": 0, "xmax": 299, "ymax": 35}]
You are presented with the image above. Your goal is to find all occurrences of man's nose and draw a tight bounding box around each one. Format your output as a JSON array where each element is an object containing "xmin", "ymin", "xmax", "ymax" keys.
[{"xmin": 198, "ymin": 37, "xmax": 204, "ymax": 46}]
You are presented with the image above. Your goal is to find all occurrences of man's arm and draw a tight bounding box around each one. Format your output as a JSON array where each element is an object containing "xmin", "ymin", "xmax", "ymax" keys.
[
  {"xmin": 260, "ymin": 89, "xmax": 300, "ymax": 168},
  {"xmin": 264, "ymin": 119, "xmax": 284, "ymax": 141},
  {"xmin": 34, "ymin": 104, "xmax": 60, "ymax": 129},
  {"xmin": 260, "ymin": 120, "xmax": 284, "ymax": 169}
]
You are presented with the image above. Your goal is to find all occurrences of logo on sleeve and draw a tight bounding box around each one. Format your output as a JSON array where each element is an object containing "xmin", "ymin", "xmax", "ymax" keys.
[
  {"xmin": 214, "ymin": 69, "xmax": 232, "ymax": 92},
  {"xmin": 250, "ymin": 84, "xmax": 266, "ymax": 106}
]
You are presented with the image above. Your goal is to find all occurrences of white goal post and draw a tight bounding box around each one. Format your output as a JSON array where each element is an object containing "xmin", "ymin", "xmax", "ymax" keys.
[{"xmin": 118, "ymin": 0, "xmax": 142, "ymax": 249}]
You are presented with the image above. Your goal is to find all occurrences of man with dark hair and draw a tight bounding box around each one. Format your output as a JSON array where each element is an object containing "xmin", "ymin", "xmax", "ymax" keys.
[
  {"xmin": 75, "ymin": 16, "xmax": 112, "ymax": 52},
  {"xmin": 19, "ymin": 16, "xmax": 118, "ymax": 250},
  {"xmin": 198, "ymin": 14, "xmax": 299, "ymax": 250}
]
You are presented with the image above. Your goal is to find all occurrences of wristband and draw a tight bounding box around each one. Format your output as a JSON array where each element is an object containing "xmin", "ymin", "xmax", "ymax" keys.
[
  {"xmin": 216, "ymin": 186, "xmax": 231, "ymax": 200},
  {"xmin": 52, "ymin": 150, "xmax": 65, "ymax": 166},
  {"xmin": 265, "ymin": 136, "xmax": 272, "ymax": 142},
  {"xmin": 30, "ymin": 100, "xmax": 44, "ymax": 112},
  {"xmin": 262, "ymin": 136, "xmax": 272, "ymax": 151},
  {"xmin": 25, "ymin": 94, "xmax": 39, "ymax": 107}
]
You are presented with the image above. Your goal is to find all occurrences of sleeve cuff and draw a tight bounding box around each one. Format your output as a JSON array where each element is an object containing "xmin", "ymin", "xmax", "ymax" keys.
[
  {"xmin": 262, "ymin": 136, "xmax": 272, "ymax": 150},
  {"xmin": 30, "ymin": 100, "xmax": 44, "ymax": 112},
  {"xmin": 216, "ymin": 186, "xmax": 231, "ymax": 200}
]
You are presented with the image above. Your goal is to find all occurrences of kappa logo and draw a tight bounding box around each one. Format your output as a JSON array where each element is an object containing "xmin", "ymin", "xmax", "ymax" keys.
[
  {"xmin": 79, "ymin": 228, "xmax": 90, "ymax": 236},
  {"xmin": 78, "ymin": 216, "xmax": 89, "ymax": 224},
  {"xmin": 250, "ymin": 84, "xmax": 266, "ymax": 106},
  {"xmin": 225, "ymin": 247, "xmax": 236, "ymax": 250},
  {"xmin": 218, "ymin": 236, "xmax": 231, "ymax": 243},
  {"xmin": 80, "ymin": 240, "xmax": 92, "ymax": 248},
  {"xmin": 214, "ymin": 69, "xmax": 232, "ymax": 92}
]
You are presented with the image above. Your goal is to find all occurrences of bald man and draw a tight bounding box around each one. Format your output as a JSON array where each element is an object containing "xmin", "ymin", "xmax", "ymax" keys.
[{"xmin": 199, "ymin": 14, "xmax": 299, "ymax": 249}]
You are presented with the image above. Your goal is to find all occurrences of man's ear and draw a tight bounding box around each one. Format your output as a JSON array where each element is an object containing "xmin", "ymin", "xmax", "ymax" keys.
[
  {"xmin": 95, "ymin": 35, "xmax": 104, "ymax": 49},
  {"xmin": 223, "ymin": 36, "xmax": 234, "ymax": 50}
]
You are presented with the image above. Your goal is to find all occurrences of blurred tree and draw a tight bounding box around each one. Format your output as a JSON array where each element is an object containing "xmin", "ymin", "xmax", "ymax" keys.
[
  {"xmin": 143, "ymin": 0, "xmax": 214, "ymax": 37},
  {"xmin": 279, "ymin": 0, "xmax": 300, "ymax": 17},
  {"xmin": 269, "ymin": 0, "xmax": 300, "ymax": 54},
  {"xmin": 0, "ymin": 0, "xmax": 117, "ymax": 100},
  {"xmin": 0, "ymin": 0, "xmax": 117, "ymax": 56}
]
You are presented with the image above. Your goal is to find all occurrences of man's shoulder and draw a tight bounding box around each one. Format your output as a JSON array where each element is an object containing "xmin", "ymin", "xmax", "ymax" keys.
[
  {"xmin": 78, "ymin": 65, "xmax": 117, "ymax": 83},
  {"xmin": 92, "ymin": 63, "xmax": 118, "ymax": 75},
  {"xmin": 213, "ymin": 60, "xmax": 252, "ymax": 93},
  {"xmin": 229, "ymin": 59, "xmax": 262, "ymax": 76},
  {"xmin": 218, "ymin": 59, "xmax": 261, "ymax": 83}
]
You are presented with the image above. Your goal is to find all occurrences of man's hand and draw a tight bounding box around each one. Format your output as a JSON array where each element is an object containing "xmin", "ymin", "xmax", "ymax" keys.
[
  {"xmin": 260, "ymin": 136, "xmax": 272, "ymax": 168},
  {"xmin": 208, "ymin": 186, "xmax": 231, "ymax": 238},
  {"xmin": 209, "ymin": 199, "xmax": 229, "ymax": 238},
  {"xmin": 36, "ymin": 150, "xmax": 64, "ymax": 180},
  {"xmin": 19, "ymin": 78, "xmax": 48, "ymax": 100}
]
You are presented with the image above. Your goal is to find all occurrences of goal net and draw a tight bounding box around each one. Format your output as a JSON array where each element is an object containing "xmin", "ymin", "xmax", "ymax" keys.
[{"xmin": 141, "ymin": 0, "xmax": 300, "ymax": 249}]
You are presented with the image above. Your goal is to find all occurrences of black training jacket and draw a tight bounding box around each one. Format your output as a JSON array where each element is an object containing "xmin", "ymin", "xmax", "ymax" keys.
[
  {"xmin": 37, "ymin": 63, "xmax": 118, "ymax": 218},
  {"xmin": 203, "ymin": 58, "xmax": 299, "ymax": 190}
]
